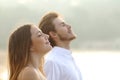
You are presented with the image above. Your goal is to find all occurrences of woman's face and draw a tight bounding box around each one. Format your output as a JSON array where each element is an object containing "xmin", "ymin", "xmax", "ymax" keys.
[{"xmin": 30, "ymin": 25, "xmax": 52, "ymax": 55}]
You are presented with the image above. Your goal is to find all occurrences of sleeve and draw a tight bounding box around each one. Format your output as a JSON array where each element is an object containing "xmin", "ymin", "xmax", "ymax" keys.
[{"xmin": 44, "ymin": 60, "xmax": 61, "ymax": 80}]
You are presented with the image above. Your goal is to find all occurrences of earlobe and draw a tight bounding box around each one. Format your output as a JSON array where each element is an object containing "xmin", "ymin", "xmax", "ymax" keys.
[{"xmin": 30, "ymin": 46, "xmax": 34, "ymax": 52}]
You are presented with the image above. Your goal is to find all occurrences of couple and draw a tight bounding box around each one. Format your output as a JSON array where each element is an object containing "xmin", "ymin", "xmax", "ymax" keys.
[{"xmin": 8, "ymin": 12, "xmax": 82, "ymax": 80}]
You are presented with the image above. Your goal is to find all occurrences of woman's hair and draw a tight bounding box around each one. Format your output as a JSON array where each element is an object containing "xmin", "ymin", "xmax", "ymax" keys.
[
  {"xmin": 9, "ymin": 24, "xmax": 46, "ymax": 80},
  {"xmin": 8, "ymin": 24, "xmax": 32, "ymax": 80},
  {"xmin": 39, "ymin": 12, "xmax": 59, "ymax": 47}
]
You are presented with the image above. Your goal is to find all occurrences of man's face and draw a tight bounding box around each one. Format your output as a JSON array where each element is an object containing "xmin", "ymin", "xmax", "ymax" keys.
[{"xmin": 52, "ymin": 17, "xmax": 76, "ymax": 41}]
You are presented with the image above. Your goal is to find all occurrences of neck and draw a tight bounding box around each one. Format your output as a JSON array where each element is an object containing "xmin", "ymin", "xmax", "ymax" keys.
[
  {"xmin": 28, "ymin": 52, "xmax": 43, "ymax": 69},
  {"xmin": 56, "ymin": 41, "xmax": 70, "ymax": 50}
]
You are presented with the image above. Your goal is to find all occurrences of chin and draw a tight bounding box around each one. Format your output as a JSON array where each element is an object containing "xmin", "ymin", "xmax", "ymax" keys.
[
  {"xmin": 46, "ymin": 46, "xmax": 52, "ymax": 52},
  {"xmin": 70, "ymin": 35, "xmax": 76, "ymax": 40},
  {"xmin": 69, "ymin": 37, "xmax": 76, "ymax": 40}
]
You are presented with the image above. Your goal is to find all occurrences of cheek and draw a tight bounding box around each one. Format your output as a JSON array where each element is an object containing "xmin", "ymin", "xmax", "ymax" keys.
[
  {"xmin": 57, "ymin": 28, "xmax": 66, "ymax": 34},
  {"xmin": 37, "ymin": 39, "xmax": 45, "ymax": 47},
  {"xmin": 32, "ymin": 38, "xmax": 44, "ymax": 48},
  {"xmin": 33, "ymin": 41, "xmax": 45, "ymax": 53}
]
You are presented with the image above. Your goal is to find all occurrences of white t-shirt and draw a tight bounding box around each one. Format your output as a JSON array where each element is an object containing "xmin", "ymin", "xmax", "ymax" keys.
[{"xmin": 44, "ymin": 46, "xmax": 82, "ymax": 80}]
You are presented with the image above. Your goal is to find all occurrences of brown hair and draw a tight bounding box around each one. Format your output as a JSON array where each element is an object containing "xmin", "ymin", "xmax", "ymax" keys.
[
  {"xmin": 8, "ymin": 24, "xmax": 32, "ymax": 80},
  {"xmin": 39, "ymin": 12, "xmax": 59, "ymax": 47},
  {"xmin": 8, "ymin": 24, "xmax": 46, "ymax": 80}
]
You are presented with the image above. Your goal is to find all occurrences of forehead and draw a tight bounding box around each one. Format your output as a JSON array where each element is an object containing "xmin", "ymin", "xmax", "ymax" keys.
[
  {"xmin": 31, "ymin": 25, "xmax": 41, "ymax": 34},
  {"xmin": 53, "ymin": 17, "xmax": 65, "ymax": 25}
]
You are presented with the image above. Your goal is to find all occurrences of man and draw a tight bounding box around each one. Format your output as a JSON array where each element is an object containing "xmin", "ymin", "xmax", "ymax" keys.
[{"xmin": 39, "ymin": 12, "xmax": 82, "ymax": 80}]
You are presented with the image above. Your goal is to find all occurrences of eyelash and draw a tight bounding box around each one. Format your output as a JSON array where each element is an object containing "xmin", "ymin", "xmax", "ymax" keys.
[
  {"xmin": 63, "ymin": 24, "xmax": 65, "ymax": 26},
  {"xmin": 62, "ymin": 23, "xmax": 66, "ymax": 26},
  {"xmin": 38, "ymin": 34, "xmax": 42, "ymax": 37}
]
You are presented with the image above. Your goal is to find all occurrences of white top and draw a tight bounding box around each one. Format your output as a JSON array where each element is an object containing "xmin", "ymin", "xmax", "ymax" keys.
[{"xmin": 44, "ymin": 46, "xmax": 82, "ymax": 80}]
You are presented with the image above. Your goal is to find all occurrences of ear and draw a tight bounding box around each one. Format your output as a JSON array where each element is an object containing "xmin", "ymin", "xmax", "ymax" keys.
[
  {"xmin": 30, "ymin": 46, "xmax": 34, "ymax": 52},
  {"xmin": 49, "ymin": 31, "xmax": 57, "ymax": 38}
]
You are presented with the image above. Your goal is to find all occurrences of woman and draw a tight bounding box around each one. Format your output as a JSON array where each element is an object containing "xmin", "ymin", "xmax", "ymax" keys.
[{"xmin": 8, "ymin": 24, "xmax": 52, "ymax": 80}]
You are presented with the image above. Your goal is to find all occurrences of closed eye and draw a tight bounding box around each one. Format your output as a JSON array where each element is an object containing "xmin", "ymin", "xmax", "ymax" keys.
[
  {"xmin": 37, "ymin": 32, "xmax": 42, "ymax": 37},
  {"xmin": 61, "ymin": 22, "xmax": 66, "ymax": 26},
  {"xmin": 36, "ymin": 31, "xmax": 43, "ymax": 37},
  {"xmin": 38, "ymin": 34, "xmax": 42, "ymax": 37}
]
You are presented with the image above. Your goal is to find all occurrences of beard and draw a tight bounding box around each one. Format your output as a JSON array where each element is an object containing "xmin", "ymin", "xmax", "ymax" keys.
[{"xmin": 58, "ymin": 33, "xmax": 76, "ymax": 41}]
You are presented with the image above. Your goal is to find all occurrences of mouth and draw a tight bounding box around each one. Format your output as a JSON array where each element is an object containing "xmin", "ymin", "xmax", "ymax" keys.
[{"xmin": 46, "ymin": 41, "xmax": 50, "ymax": 45}]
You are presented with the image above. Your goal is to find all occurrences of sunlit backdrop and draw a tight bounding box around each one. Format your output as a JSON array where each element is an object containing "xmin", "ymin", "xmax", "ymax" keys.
[{"xmin": 0, "ymin": 0, "xmax": 120, "ymax": 80}]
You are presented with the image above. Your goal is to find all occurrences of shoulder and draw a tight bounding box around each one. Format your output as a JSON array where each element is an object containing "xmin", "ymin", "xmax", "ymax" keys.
[{"xmin": 18, "ymin": 67, "xmax": 40, "ymax": 80}]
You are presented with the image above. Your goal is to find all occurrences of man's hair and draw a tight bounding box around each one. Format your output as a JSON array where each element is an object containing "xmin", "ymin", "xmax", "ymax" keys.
[{"xmin": 39, "ymin": 12, "xmax": 59, "ymax": 47}]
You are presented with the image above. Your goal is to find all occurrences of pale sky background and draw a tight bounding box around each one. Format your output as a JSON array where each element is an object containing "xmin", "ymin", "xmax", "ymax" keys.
[
  {"xmin": 0, "ymin": 0, "xmax": 120, "ymax": 51},
  {"xmin": 0, "ymin": 1, "xmax": 120, "ymax": 80}
]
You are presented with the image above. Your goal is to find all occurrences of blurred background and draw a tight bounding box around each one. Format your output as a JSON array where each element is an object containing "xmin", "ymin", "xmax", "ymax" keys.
[{"xmin": 0, "ymin": 0, "xmax": 120, "ymax": 80}]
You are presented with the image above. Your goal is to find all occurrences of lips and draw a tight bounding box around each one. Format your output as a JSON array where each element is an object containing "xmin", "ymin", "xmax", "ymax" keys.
[{"xmin": 46, "ymin": 41, "xmax": 50, "ymax": 45}]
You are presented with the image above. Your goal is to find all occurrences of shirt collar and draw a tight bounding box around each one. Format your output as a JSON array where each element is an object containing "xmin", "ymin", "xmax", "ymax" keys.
[{"xmin": 52, "ymin": 46, "xmax": 72, "ymax": 55}]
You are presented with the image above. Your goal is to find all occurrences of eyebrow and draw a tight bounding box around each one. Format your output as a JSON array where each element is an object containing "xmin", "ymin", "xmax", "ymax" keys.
[{"xmin": 60, "ymin": 22, "xmax": 65, "ymax": 25}]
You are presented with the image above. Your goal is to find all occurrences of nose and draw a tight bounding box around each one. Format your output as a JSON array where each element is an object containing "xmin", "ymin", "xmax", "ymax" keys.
[{"xmin": 67, "ymin": 24, "xmax": 71, "ymax": 29}]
